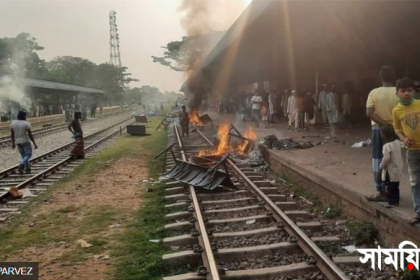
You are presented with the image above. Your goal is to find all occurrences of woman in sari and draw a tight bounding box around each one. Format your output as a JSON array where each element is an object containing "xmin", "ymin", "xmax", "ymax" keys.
[{"xmin": 68, "ymin": 112, "xmax": 85, "ymax": 159}]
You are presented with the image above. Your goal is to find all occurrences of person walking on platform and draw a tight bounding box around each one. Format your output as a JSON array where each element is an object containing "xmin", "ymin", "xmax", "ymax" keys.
[
  {"xmin": 251, "ymin": 90, "xmax": 263, "ymax": 128},
  {"xmin": 298, "ymin": 92, "xmax": 306, "ymax": 130},
  {"xmin": 318, "ymin": 84, "xmax": 330, "ymax": 126},
  {"xmin": 305, "ymin": 91, "xmax": 316, "ymax": 125},
  {"xmin": 281, "ymin": 89, "xmax": 290, "ymax": 120},
  {"xmin": 179, "ymin": 105, "xmax": 189, "ymax": 137},
  {"xmin": 287, "ymin": 90, "xmax": 299, "ymax": 131},
  {"xmin": 366, "ymin": 66, "xmax": 397, "ymax": 201},
  {"xmin": 268, "ymin": 91, "xmax": 276, "ymax": 123},
  {"xmin": 68, "ymin": 112, "xmax": 85, "ymax": 159},
  {"xmin": 11, "ymin": 111, "xmax": 38, "ymax": 174},
  {"xmin": 326, "ymin": 88, "xmax": 339, "ymax": 138},
  {"xmin": 393, "ymin": 77, "xmax": 420, "ymax": 224},
  {"xmin": 91, "ymin": 103, "xmax": 97, "ymax": 118}
]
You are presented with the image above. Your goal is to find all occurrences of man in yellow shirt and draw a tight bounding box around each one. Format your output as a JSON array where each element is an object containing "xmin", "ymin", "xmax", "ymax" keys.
[
  {"xmin": 366, "ymin": 66, "xmax": 397, "ymax": 200},
  {"xmin": 393, "ymin": 77, "xmax": 420, "ymax": 225}
]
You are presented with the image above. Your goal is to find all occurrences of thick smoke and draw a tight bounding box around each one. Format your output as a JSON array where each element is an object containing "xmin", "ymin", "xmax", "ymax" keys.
[
  {"xmin": 0, "ymin": 50, "xmax": 32, "ymax": 118},
  {"xmin": 178, "ymin": 0, "xmax": 246, "ymax": 111}
]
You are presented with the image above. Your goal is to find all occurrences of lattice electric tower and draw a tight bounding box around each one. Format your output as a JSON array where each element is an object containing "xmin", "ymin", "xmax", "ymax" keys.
[{"xmin": 109, "ymin": 10, "xmax": 122, "ymax": 67}]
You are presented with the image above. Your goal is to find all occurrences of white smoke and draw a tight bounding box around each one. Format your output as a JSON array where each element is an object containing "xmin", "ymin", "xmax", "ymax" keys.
[{"xmin": 0, "ymin": 50, "xmax": 32, "ymax": 118}]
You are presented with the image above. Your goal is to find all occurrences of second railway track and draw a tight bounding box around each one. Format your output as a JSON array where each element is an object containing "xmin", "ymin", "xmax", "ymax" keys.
[
  {"xmin": 0, "ymin": 115, "xmax": 135, "ymax": 224},
  {"xmin": 0, "ymin": 106, "xmax": 133, "ymax": 148},
  {"xmin": 160, "ymin": 122, "xmax": 364, "ymax": 280}
]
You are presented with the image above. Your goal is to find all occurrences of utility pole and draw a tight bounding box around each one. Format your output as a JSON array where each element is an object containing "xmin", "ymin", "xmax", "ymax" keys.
[{"xmin": 109, "ymin": 10, "xmax": 122, "ymax": 67}]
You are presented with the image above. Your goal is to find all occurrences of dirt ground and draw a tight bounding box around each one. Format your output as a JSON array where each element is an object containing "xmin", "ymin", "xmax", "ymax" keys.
[{"xmin": 3, "ymin": 157, "xmax": 148, "ymax": 280}]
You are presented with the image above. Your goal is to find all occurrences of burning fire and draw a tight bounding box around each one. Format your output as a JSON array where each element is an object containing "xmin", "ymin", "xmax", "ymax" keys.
[
  {"xmin": 190, "ymin": 111, "xmax": 204, "ymax": 127},
  {"xmin": 197, "ymin": 124, "xmax": 257, "ymax": 157},
  {"xmin": 236, "ymin": 126, "xmax": 257, "ymax": 155},
  {"xmin": 198, "ymin": 123, "xmax": 230, "ymax": 157}
]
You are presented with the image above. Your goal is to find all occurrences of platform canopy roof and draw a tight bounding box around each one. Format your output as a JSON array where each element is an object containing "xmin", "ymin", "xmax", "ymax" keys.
[
  {"xmin": 185, "ymin": 0, "xmax": 420, "ymax": 90},
  {"xmin": 0, "ymin": 75, "xmax": 105, "ymax": 94}
]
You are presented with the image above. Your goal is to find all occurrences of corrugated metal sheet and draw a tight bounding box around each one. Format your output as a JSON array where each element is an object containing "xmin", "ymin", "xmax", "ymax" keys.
[{"xmin": 1, "ymin": 75, "xmax": 105, "ymax": 94}]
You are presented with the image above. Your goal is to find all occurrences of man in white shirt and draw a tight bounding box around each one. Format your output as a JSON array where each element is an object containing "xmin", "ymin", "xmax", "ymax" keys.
[
  {"xmin": 11, "ymin": 111, "xmax": 38, "ymax": 174},
  {"xmin": 251, "ymin": 90, "xmax": 263, "ymax": 128}
]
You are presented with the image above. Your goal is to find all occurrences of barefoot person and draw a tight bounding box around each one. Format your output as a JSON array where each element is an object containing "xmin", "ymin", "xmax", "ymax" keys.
[
  {"xmin": 68, "ymin": 112, "xmax": 85, "ymax": 159},
  {"xmin": 179, "ymin": 105, "xmax": 189, "ymax": 137},
  {"xmin": 11, "ymin": 111, "xmax": 38, "ymax": 174}
]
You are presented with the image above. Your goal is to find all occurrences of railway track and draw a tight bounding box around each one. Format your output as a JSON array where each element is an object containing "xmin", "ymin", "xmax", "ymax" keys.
[
  {"xmin": 0, "ymin": 115, "xmax": 135, "ymax": 224},
  {"xmin": 0, "ymin": 107, "xmax": 133, "ymax": 147},
  {"xmin": 161, "ymin": 123, "xmax": 361, "ymax": 280}
]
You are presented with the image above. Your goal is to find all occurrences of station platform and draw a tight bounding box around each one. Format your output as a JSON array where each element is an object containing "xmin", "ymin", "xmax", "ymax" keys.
[{"xmin": 205, "ymin": 110, "xmax": 420, "ymax": 246}]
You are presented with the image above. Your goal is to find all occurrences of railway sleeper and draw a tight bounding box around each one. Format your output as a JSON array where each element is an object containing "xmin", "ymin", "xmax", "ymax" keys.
[
  {"xmin": 165, "ymin": 203, "xmax": 299, "ymax": 223},
  {"xmin": 163, "ymin": 229, "xmax": 341, "ymax": 248},
  {"xmin": 163, "ymin": 257, "xmax": 365, "ymax": 280},
  {"xmin": 163, "ymin": 242, "xmax": 301, "ymax": 265}
]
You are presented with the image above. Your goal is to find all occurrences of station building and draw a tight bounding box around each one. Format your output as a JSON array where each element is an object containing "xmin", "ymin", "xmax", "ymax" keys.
[
  {"xmin": 0, "ymin": 75, "xmax": 104, "ymax": 120},
  {"xmin": 185, "ymin": 0, "xmax": 420, "ymax": 121}
]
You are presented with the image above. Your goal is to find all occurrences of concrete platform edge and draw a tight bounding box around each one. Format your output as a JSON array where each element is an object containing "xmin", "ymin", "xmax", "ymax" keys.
[{"xmin": 265, "ymin": 148, "xmax": 420, "ymax": 247}]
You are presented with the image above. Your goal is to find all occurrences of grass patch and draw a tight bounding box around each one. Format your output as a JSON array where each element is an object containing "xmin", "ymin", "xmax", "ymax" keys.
[
  {"xmin": 80, "ymin": 206, "xmax": 117, "ymax": 234},
  {"xmin": 278, "ymin": 174, "xmax": 322, "ymax": 206},
  {"xmin": 317, "ymin": 204, "xmax": 342, "ymax": 219},
  {"xmin": 347, "ymin": 221, "xmax": 377, "ymax": 245},
  {"xmin": 108, "ymin": 116, "xmax": 175, "ymax": 280}
]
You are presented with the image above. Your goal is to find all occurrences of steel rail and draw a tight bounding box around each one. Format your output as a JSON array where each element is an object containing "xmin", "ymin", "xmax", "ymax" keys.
[
  {"xmin": 195, "ymin": 128, "xmax": 349, "ymax": 280},
  {"xmin": 0, "ymin": 120, "xmax": 133, "ymax": 200},
  {"xmin": 0, "ymin": 115, "xmax": 134, "ymax": 179},
  {"xmin": 173, "ymin": 124, "xmax": 220, "ymax": 280},
  {"xmin": 0, "ymin": 107, "xmax": 134, "ymax": 146}
]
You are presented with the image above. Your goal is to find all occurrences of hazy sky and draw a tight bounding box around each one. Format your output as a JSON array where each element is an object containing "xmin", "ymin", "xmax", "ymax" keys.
[{"xmin": 0, "ymin": 0, "xmax": 250, "ymax": 92}]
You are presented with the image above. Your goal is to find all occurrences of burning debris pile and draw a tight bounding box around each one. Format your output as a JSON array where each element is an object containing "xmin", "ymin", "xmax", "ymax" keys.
[
  {"xmin": 263, "ymin": 135, "xmax": 317, "ymax": 150},
  {"xmin": 198, "ymin": 124, "xmax": 257, "ymax": 157},
  {"xmin": 190, "ymin": 111, "xmax": 204, "ymax": 127}
]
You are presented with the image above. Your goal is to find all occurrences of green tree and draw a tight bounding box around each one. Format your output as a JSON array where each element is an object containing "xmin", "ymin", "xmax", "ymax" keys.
[
  {"xmin": 0, "ymin": 32, "xmax": 47, "ymax": 78},
  {"xmin": 151, "ymin": 31, "xmax": 225, "ymax": 72},
  {"xmin": 46, "ymin": 56, "xmax": 96, "ymax": 86}
]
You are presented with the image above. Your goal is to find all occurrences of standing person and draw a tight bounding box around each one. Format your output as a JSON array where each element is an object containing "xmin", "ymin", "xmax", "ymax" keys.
[
  {"xmin": 11, "ymin": 111, "xmax": 38, "ymax": 174},
  {"xmin": 287, "ymin": 90, "xmax": 299, "ymax": 131},
  {"xmin": 298, "ymin": 92, "xmax": 306, "ymax": 129},
  {"xmin": 100, "ymin": 103, "xmax": 104, "ymax": 115},
  {"xmin": 261, "ymin": 102, "xmax": 269, "ymax": 128},
  {"xmin": 342, "ymin": 91, "xmax": 352, "ymax": 126},
  {"xmin": 366, "ymin": 65, "xmax": 397, "ymax": 201},
  {"xmin": 393, "ymin": 77, "xmax": 420, "ymax": 224},
  {"xmin": 68, "ymin": 112, "xmax": 85, "ymax": 159},
  {"xmin": 318, "ymin": 84, "xmax": 330, "ymax": 126},
  {"xmin": 64, "ymin": 104, "xmax": 70, "ymax": 122},
  {"xmin": 91, "ymin": 103, "xmax": 97, "ymax": 118},
  {"xmin": 281, "ymin": 89, "xmax": 290, "ymax": 120},
  {"xmin": 326, "ymin": 88, "xmax": 339, "ymax": 138},
  {"xmin": 251, "ymin": 90, "xmax": 263, "ymax": 128},
  {"xmin": 305, "ymin": 91, "xmax": 316, "ymax": 125},
  {"xmin": 81, "ymin": 103, "xmax": 87, "ymax": 121},
  {"xmin": 379, "ymin": 124, "xmax": 402, "ymax": 208},
  {"xmin": 179, "ymin": 105, "xmax": 189, "ymax": 137},
  {"xmin": 268, "ymin": 91, "xmax": 276, "ymax": 123},
  {"xmin": 246, "ymin": 93, "xmax": 252, "ymax": 121}
]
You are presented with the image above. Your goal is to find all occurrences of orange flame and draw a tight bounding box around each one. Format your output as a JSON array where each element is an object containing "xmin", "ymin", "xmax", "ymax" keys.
[
  {"xmin": 198, "ymin": 123, "xmax": 230, "ymax": 156},
  {"xmin": 236, "ymin": 126, "xmax": 257, "ymax": 155},
  {"xmin": 197, "ymin": 124, "xmax": 257, "ymax": 157},
  {"xmin": 189, "ymin": 111, "xmax": 204, "ymax": 127}
]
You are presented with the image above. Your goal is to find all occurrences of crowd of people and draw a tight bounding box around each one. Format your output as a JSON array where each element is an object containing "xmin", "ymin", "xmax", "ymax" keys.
[
  {"xmin": 364, "ymin": 65, "xmax": 420, "ymax": 226},
  {"xmin": 229, "ymin": 86, "xmax": 346, "ymax": 139},
  {"xmin": 211, "ymin": 65, "xmax": 420, "ymax": 225}
]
